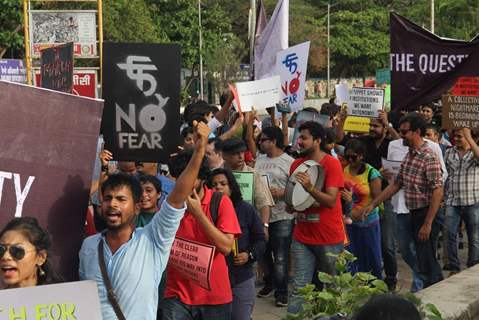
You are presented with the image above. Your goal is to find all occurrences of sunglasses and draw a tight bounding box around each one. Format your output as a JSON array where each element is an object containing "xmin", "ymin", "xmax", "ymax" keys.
[
  {"xmin": 399, "ymin": 129, "xmax": 412, "ymax": 135},
  {"xmin": 0, "ymin": 244, "xmax": 34, "ymax": 261},
  {"xmin": 345, "ymin": 154, "xmax": 359, "ymax": 161},
  {"xmin": 258, "ymin": 138, "xmax": 271, "ymax": 143}
]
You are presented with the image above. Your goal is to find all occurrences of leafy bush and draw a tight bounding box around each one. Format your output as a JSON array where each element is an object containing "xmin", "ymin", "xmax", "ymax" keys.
[{"xmin": 286, "ymin": 250, "xmax": 443, "ymax": 320}]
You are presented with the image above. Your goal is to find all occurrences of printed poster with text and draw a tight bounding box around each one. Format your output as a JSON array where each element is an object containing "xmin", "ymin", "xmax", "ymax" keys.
[
  {"xmin": 102, "ymin": 43, "xmax": 181, "ymax": 162},
  {"xmin": 169, "ymin": 237, "xmax": 216, "ymax": 290},
  {"xmin": 276, "ymin": 41, "xmax": 310, "ymax": 113}
]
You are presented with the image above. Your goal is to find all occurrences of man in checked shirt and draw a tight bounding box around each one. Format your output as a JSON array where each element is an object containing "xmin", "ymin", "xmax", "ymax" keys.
[{"xmin": 361, "ymin": 113, "xmax": 444, "ymax": 288}]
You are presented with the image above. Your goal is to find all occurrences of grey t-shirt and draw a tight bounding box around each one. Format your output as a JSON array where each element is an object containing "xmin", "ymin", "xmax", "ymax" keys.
[{"xmin": 255, "ymin": 153, "xmax": 294, "ymax": 222}]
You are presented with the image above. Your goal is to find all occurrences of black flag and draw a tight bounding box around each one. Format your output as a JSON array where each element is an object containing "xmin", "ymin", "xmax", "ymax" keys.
[{"xmin": 390, "ymin": 12, "xmax": 479, "ymax": 111}]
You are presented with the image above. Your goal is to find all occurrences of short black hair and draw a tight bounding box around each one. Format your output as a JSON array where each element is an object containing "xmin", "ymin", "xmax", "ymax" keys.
[
  {"xmin": 323, "ymin": 127, "xmax": 337, "ymax": 144},
  {"xmin": 425, "ymin": 124, "xmax": 440, "ymax": 135},
  {"xmin": 399, "ymin": 112, "xmax": 427, "ymax": 136},
  {"xmin": 320, "ymin": 103, "xmax": 340, "ymax": 118},
  {"xmin": 102, "ymin": 173, "xmax": 142, "ymax": 204},
  {"xmin": 222, "ymin": 137, "xmax": 247, "ymax": 154},
  {"xmin": 345, "ymin": 138, "xmax": 366, "ymax": 156},
  {"xmin": 354, "ymin": 294, "xmax": 421, "ymax": 320},
  {"xmin": 184, "ymin": 100, "xmax": 217, "ymax": 126},
  {"xmin": 207, "ymin": 168, "xmax": 243, "ymax": 206},
  {"xmin": 298, "ymin": 121, "xmax": 325, "ymax": 141},
  {"xmin": 181, "ymin": 126, "xmax": 194, "ymax": 138},
  {"xmin": 169, "ymin": 149, "xmax": 210, "ymax": 181},
  {"xmin": 262, "ymin": 126, "xmax": 284, "ymax": 149},
  {"xmin": 139, "ymin": 175, "xmax": 162, "ymax": 193}
]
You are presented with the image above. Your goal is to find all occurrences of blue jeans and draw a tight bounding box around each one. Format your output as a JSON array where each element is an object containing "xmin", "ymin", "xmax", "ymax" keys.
[
  {"xmin": 346, "ymin": 222, "xmax": 383, "ymax": 279},
  {"xmin": 262, "ymin": 219, "xmax": 292, "ymax": 299},
  {"xmin": 232, "ymin": 277, "xmax": 255, "ymax": 320},
  {"xmin": 410, "ymin": 208, "xmax": 443, "ymax": 288},
  {"xmin": 396, "ymin": 213, "xmax": 423, "ymax": 292},
  {"xmin": 161, "ymin": 298, "xmax": 232, "ymax": 320},
  {"xmin": 287, "ymin": 239, "xmax": 343, "ymax": 315},
  {"xmin": 380, "ymin": 200, "xmax": 397, "ymax": 288},
  {"xmin": 446, "ymin": 203, "xmax": 479, "ymax": 271}
]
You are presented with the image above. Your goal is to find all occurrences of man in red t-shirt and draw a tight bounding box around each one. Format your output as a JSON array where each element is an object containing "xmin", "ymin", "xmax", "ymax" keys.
[
  {"xmin": 287, "ymin": 121, "xmax": 345, "ymax": 315},
  {"xmin": 162, "ymin": 150, "xmax": 241, "ymax": 320}
]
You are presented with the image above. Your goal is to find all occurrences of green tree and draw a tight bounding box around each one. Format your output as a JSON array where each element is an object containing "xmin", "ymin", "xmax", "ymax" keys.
[
  {"xmin": 0, "ymin": 0, "xmax": 24, "ymax": 58},
  {"xmin": 313, "ymin": 0, "xmax": 389, "ymax": 80},
  {"xmin": 103, "ymin": 0, "xmax": 165, "ymax": 43}
]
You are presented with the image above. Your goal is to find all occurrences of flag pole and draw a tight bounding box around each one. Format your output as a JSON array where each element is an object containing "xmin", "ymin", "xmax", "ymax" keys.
[{"xmin": 250, "ymin": 0, "xmax": 256, "ymax": 80}]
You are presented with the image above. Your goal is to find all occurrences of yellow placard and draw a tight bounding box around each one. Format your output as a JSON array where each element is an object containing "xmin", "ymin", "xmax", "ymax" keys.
[{"xmin": 343, "ymin": 116, "xmax": 371, "ymax": 133}]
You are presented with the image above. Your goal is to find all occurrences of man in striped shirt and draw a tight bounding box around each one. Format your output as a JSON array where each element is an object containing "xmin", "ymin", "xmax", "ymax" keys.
[
  {"xmin": 361, "ymin": 113, "xmax": 444, "ymax": 288},
  {"xmin": 445, "ymin": 128, "xmax": 479, "ymax": 274}
]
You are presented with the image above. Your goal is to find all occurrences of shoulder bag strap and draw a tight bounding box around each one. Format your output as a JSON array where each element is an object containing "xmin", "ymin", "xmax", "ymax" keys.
[{"xmin": 98, "ymin": 239, "xmax": 126, "ymax": 320}]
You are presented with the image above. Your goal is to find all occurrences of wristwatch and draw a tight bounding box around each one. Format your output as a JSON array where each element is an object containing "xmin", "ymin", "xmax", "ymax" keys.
[
  {"xmin": 101, "ymin": 165, "xmax": 109, "ymax": 174},
  {"xmin": 263, "ymin": 223, "xmax": 269, "ymax": 228}
]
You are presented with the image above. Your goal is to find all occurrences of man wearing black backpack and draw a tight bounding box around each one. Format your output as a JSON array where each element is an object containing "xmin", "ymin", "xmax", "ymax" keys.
[{"xmin": 162, "ymin": 148, "xmax": 242, "ymax": 320}]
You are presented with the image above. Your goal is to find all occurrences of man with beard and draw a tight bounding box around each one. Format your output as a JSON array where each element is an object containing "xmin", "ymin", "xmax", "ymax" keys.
[
  {"xmin": 255, "ymin": 126, "xmax": 294, "ymax": 307},
  {"xmin": 358, "ymin": 111, "xmax": 400, "ymax": 291},
  {"xmin": 287, "ymin": 121, "xmax": 345, "ymax": 315},
  {"xmin": 361, "ymin": 113, "xmax": 444, "ymax": 288},
  {"xmin": 79, "ymin": 122, "xmax": 211, "ymax": 320}
]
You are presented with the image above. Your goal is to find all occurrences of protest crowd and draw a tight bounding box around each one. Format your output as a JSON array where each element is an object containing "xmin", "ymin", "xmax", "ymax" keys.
[
  {"xmin": 2, "ymin": 89, "xmax": 479, "ymax": 320},
  {"xmin": 2, "ymin": 1, "xmax": 479, "ymax": 320}
]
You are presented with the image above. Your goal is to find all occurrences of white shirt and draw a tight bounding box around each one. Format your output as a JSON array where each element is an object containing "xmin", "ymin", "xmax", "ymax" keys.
[{"xmin": 387, "ymin": 138, "xmax": 447, "ymax": 214}]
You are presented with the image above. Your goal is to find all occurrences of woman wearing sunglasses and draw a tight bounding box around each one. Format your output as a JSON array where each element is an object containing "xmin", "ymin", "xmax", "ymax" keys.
[
  {"xmin": 207, "ymin": 168, "xmax": 266, "ymax": 320},
  {"xmin": 342, "ymin": 139, "xmax": 383, "ymax": 279},
  {"xmin": 0, "ymin": 217, "xmax": 62, "ymax": 289}
]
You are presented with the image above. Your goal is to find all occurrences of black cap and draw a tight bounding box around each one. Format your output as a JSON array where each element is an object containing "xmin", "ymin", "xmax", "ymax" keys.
[{"xmin": 222, "ymin": 137, "xmax": 247, "ymax": 154}]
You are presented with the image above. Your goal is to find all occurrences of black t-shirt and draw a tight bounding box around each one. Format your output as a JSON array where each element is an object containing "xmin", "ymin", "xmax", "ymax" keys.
[{"xmin": 358, "ymin": 136, "xmax": 391, "ymax": 171}]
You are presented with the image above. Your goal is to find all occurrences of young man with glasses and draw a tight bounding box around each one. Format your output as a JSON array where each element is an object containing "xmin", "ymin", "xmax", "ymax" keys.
[
  {"xmin": 361, "ymin": 113, "xmax": 444, "ymax": 288},
  {"xmin": 255, "ymin": 126, "xmax": 294, "ymax": 307}
]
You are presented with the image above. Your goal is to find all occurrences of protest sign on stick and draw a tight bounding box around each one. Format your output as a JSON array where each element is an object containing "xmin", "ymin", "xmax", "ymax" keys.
[
  {"xmin": 40, "ymin": 42, "xmax": 74, "ymax": 93},
  {"xmin": 442, "ymin": 95, "xmax": 479, "ymax": 130},
  {"xmin": 348, "ymin": 87, "xmax": 384, "ymax": 118},
  {"xmin": 276, "ymin": 41, "xmax": 310, "ymax": 112},
  {"xmin": 102, "ymin": 43, "xmax": 181, "ymax": 162},
  {"xmin": 0, "ymin": 81, "xmax": 103, "ymax": 281},
  {"xmin": 0, "ymin": 281, "xmax": 102, "ymax": 319},
  {"xmin": 234, "ymin": 76, "xmax": 281, "ymax": 112}
]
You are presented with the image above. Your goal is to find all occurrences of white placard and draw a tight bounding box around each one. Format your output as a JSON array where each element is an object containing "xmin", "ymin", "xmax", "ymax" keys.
[
  {"xmin": 276, "ymin": 41, "xmax": 310, "ymax": 112},
  {"xmin": 0, "ymin": 281, "xmax": 102, "ymax": 319},
  {"xmin": 335, "ymin": 83, "xmax": 349, "ymax": 105},
  {"xmin": 348, "ymin": 87, "xmax": 385, "ymax": 118},
  {"xmin": 235, "ymin": 76, "xmax": 281, "ymax": 111},
  {"xmin": 381, "ymin": 158, "xmax": 402, "ymax": 181}
]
